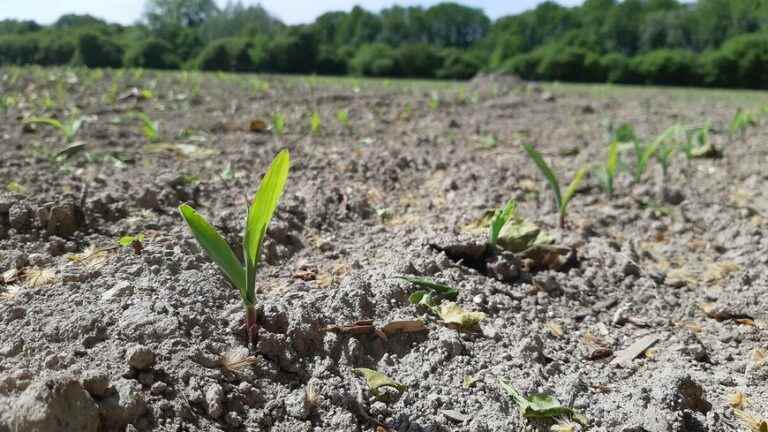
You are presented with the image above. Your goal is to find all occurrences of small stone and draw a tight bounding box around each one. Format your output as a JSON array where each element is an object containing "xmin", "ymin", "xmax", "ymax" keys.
[
  {"xmin": 99, "ymin": 379, "xmax": 147, "ymax": 429},
  {"xmin": 225, "ymin": 411, "xmax": 243, "ymax": 427},
  {"xmin": 285, "ymin": 389, "xmax": 309, "ymax": 420},
  {"xmin": 27, "ymin": 253, "xmax": 48, "ymax": 267},
  {"xmin": 8, "ymin": 202, "xmax": 32, "ymax": 231},
  {"xmin": 82, "ymin": 371, "xmax": 111, "ymax": 398},
  {"xmin": 7, "ymin": 374, "xmax": 99, "ymax": 432},
  {"xmin": 101, "ymin": 281, "xmax": 133, "ymax": 303},
  {"xmin": 137, "ymin": 372, "xmax": 154, "ymax": 386},
  {"xmin": 205, "ymin": 384, "xmax": 224, "ymax": 419},
  {"xmin": 136, "ymin": 188, "xmax": 160, "ymax": 210},
  {"xmin": 47, "ymin": 237, "xmax": 67, "ymax": 257},
  {"xmin": 150, "ymin": 381, "xmax": 167, "ymax": 396},
  {"xmin": 126, "ymin": 345, "xmax": 155, "ymax": 370}
]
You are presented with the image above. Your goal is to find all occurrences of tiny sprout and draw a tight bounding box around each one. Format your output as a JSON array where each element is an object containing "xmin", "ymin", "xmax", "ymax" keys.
[
  {"xmin": 730, "ymin": 108, "xmax": 756, "ymax": 141},
  {"xmin": 118, "ymin": 233, "xmax": 145, "ymax": 255},
  {"xmin": 310, "ymin": 111, "xmax": 321, "ymax": 135},
  {"xmin": 489, "ymin": 199, "xmax": 517, "ymax": 248},
  {"xmin": 522, "ymin": 143, "xmax": 589, "ymax": 228},
  {"xmin": 180, "ymin": 150, "xmax": 290, "ymax": 345},
  {"xmin": 632, "ymin": 140, "xmax": 658, "ymax": 183},
  {"xmin": 683, "ymin": 122, "xmax": 711, "ymax": 159},
  {"xmin": 336, "ymin": 109, "xmax": 349, "ymax": 128},
  {"xmin": 134, "ymin": 112, "xmax": 160, "ymax": 143},
  {"xmin": 428, "ymin": 92, "xmax": 440, "ymax": 110},
  {"xmin": 596, "ymin": 141, "xmax": 619, "ymax": 194},
  {"xmin": 612, "ymin": 122, "xmax": 637, "ymax": 143},
  {"xmin": 272, "ymin": 112, "xmax": 286, "ymax": 136},
  {"xmin": 24, "ymin": 116, "xmax": 84, "ymax": 143}
]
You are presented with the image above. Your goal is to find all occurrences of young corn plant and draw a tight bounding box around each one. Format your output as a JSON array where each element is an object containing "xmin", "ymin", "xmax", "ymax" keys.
[
  {"xmin": 632, "ymin": 140, "xmax": 658, "ymax": 183},
  {"xmin": 23, "ymin": 116, "xmax": 84, "ymax": 143},
  {"xmin": 596, "ymin": 141, "xmax": 620, "ymax": 195},
  {"xmin": 336, "ymin": 109, "xmax": 349, "ymax": 128},
  {"xmin": 522, "ymin": 143, "xmax": 588, "ymax": 228},
  {"xmin": 489, "ymin": 200, "xmax": 517, "ymax": 249},
  {"xmin": 272, "ymin": 113, "xmax": 286, "ymax": 136},
  {"xmin": 682, "ymin": 122, "xmax": 711, "ymax": 159},
  {"xmin": 179, "ymin": 150, "xmax": 290, "ymax": 346},
  {"xmin": 310, "ymin": 111, "xmax": 322, "ymax": 135},
  {"xmin": 135, "ymin": 112, "xmax": 160, "ymax": 143},
  {"xmin": 730, "ymin": 108, "xmax": 756, "ymax": 141}
]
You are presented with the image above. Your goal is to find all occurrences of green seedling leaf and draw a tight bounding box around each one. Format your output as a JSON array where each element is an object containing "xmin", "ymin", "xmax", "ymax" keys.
[
  {"xmin": 398, "ymin": 276, "xmax": 458, "ymax": 300},
  {"xmin": 243, "ymin": 150, "xmax": 290, "ymax": 306},
  {"xmin": 598, "ymin": 140, "xmax": 620, "ymax": 194},
  {"xmin": 522, "ymin": 143, "xmax": 562, "ymax": 210},
  {"xmin": 179, "ymin": 205, "xmax": 246, "ymax": 294},
  {"xmin": 272, "ymin": 113, "xmax": 285, "ymax": 136},
  {"xmin": 118, "ymin": 233, "xmax": 145, "ymax": 247},
  {"xmin": 353, "ymin": 368, "xmax": 406, "ymax": 399},
  {"xmin": 438, "ymin": 302, "xmax": 486, "ymax": 330},
  {"xmin": 24, "ymin": 117, "xmax": 63, "ymax": 130},
  {"xmin": 489, "ymin": 200, "xmax": 517, "ymax": 248},
  {"xmin": 336, "ymin": 109, "xmax": 349, "ymax": 127},
  {"xmin": 499, "ymin": 380, "xmax": 588, "ymax": 426},
  {"xmin": 6, "ymin": 181, "xmax": 26, "ymax": 194},
  {"xmin": 613, "ymin": 122, "xmax": 637, "ymax": 143},
  {"xmin": 135, "ymin": 112, "xmax": 159, "ymax": 142},
  {"xmin": 310, "ymin": 111, "xmax": 321, "ymax": 135},
  {"xmin": 561, "ymin": 165, "xmax": 589, "ymax": 213},
  {"xmin": 55, "ymin": 142, "xmax": 86, "ymax": 161}
]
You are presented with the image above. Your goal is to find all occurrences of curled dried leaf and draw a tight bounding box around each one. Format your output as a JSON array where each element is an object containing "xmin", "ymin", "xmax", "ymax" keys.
[
  {"xmin": 727, "ymin": 392, "xmax": 748, "ymax": 410},
  {"xmin": 437, "ymin": 302, "xmax": 486, "ymax": 330},
  {"xmin": 381, "ymin": 320, "xmax": 427, "ymax": 336}
]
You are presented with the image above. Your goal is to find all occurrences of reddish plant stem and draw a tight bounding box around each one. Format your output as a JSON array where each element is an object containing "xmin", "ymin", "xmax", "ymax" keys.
[{"xmin": 245, "ymin": 304, "xmax": 258, "ymax": 347}]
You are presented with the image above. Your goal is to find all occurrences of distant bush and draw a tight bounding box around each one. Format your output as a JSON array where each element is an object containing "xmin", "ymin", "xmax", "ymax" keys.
[
  {"xmin": 497, "ymin": 51, "xmax": 542, "ymax": 80},
  {"xmin": 314, "ymin": 45, "xmax": 346, "ymax": 75},
  {"xmin": 194, "ymin": 38, "xmax": 259, "ymax": 71},
  {"xmin": 124, "ymin": 38, "xmax": 179, "ymax": 69},
  {"xmin": 396, "ymin": 43, "xmax": 442, "ymax": 78},
  {"xmin": 535, "ymin": 46, "xmax": 602, "ymax": 82},
  {"xmin": 350, "ymin": 43, "xmax": 400, "ymax": 77},
  {"xmin": 629, "ymin": 49, "xmax": 698, "ymax": 86},
  {"xmin": 436, "ymin": 48, "xmax": 481, "ymax": 79},
  {"xmin": 35, "ymin": 34, "xmax": 76, "ymax": 65},
  {"xmin": 699, "ymin": 49, "xmax": 738, "ymax": 87},
  {"xmin": 73, "ymin": 31, "xmax": 123, "ymax": 68},
  {"xmin": 716, "ymin": 33, "xmax": 768, "ymax": 88},
  {"xmin": 0, "ymin": 34, "xmax": 39, "ymax": 65},
  {"xmin": 265, "ymin": 32, "xmax": 316, "ymax": 73},
  {"xmin": 599, "ymin": 53, "xmax": 633, "ymax": 83}
]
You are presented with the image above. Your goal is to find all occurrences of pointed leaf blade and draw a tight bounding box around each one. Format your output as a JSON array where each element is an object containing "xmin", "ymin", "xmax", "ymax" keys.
[
  {"xmin": 244, "ymin": 150, "xmax": 290, "ymax": 304},
  {"xmin": 561, "ymin": 165, "xmax": 589, "ymax": 211},
  {"xmin": 179, "ymin": 204, "xmax": 246, "ymax": 295},
  {"xmin": 522, "ymin": 143, "xmax": 561, "ymax": 209}
]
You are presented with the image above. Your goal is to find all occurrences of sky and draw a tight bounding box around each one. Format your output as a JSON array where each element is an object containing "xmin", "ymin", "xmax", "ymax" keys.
[{"xmin": 0, "ymin": 0, "xmax": 583, "ymax": 26}]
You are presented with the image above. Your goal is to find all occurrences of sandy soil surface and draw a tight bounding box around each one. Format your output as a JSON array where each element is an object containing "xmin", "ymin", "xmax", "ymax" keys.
[{"xmin": 0, "ymin": 68, "xmax": 767, "ymax": 431}]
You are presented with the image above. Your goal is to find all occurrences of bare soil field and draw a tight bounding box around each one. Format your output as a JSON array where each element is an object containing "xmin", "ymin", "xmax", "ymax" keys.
[{"xmin": 0, "ymin": 68, "xmax": 767, "ymax": 431}]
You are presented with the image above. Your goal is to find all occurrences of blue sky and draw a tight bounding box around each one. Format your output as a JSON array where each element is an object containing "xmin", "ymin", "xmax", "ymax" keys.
[{"xmin": 1, "ymin": 1, "xmax": 583, "ymax": 25}]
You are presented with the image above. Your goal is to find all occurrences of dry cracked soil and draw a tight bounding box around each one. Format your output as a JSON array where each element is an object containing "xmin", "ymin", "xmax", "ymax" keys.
[{"xmin": 0, "ymin": 69, "xmax": 767, "ymax": 432}]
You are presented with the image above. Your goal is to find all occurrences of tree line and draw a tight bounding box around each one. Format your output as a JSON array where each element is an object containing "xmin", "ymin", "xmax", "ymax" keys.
[{"xmin": 1, "ymin": 0, "xmax": 768, "ymax": 87}]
